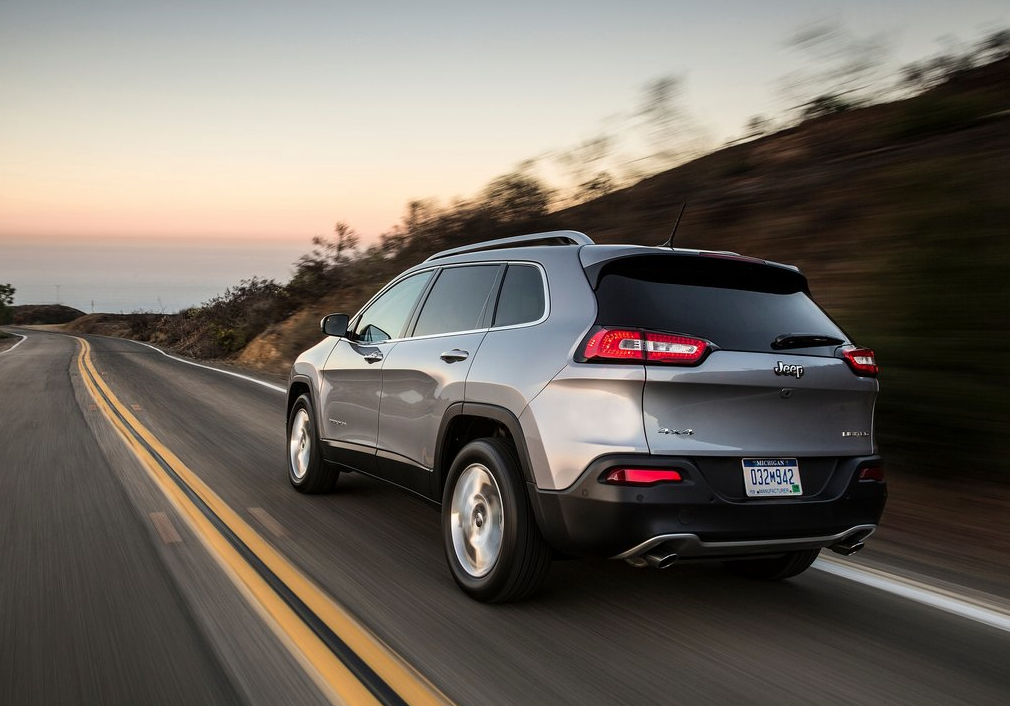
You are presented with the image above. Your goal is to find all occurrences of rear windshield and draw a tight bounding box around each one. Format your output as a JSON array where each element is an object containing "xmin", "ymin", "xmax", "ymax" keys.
[{"xmin": 593, "ymin": 255, "xmax": 848, "ymax": 354}]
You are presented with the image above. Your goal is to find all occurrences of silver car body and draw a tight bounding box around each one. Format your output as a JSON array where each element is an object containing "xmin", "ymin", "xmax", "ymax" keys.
[{"xmin": 288, "ymin": 231, "xmax": 884, "ymax": 564}]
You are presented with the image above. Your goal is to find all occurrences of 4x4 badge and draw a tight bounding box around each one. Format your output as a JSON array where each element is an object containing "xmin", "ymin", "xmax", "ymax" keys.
[{"xmin": 773, "ymin": 361, "xmax": 804, "ymax": 378}]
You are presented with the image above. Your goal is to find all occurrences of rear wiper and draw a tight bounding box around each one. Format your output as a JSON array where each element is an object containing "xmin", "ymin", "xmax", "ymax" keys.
[{"xmin": 771, "ymin": 333, "xmax": 845, "ymax": 350}]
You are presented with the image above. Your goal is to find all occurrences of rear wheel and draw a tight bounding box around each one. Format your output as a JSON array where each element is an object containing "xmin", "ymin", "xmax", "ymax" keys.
[
  {"xmin": 442, "ymin": 439, "xmax": 551, "ymax": 602},
  {"xmin": 287, "ymin": 394, "xmax": 339, "ymax": 493},
  {"xmin": 722, "ymin": 548, "xmax": 820, "ymax": 581}
]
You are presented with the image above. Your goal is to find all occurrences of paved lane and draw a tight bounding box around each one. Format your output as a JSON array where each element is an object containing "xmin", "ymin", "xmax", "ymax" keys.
[
  {"xmin": 0, "ymin": 332, "xmax": 240, "ymax": 705},
  {"xmin": 4, "ymin": 329, "xmax": 1010, "ymax": 705}
]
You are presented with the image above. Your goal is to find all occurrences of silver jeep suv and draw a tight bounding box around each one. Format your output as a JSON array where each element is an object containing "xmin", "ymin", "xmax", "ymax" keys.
[{"xmin": 286, "ymin": 231, "xmax": 886, "ymax": 602}]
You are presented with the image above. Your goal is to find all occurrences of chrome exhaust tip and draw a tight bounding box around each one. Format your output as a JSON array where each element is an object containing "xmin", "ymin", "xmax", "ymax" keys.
[
  {"xmin": 644, "ymin": 551, "xmax": 678, "ymax": 569},
  {"xmin": 829, "ymin": 540, "xmax": 865, "ymax": 556}
]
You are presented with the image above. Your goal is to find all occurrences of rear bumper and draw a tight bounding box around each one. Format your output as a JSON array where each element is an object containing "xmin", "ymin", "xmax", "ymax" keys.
[{"xmin": 528, "ymin": 454, "xmax": 886, "ymax": 560}]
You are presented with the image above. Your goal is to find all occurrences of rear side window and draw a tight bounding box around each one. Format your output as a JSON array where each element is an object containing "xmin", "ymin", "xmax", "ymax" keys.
[
  {"xmin": 493, "ymin": 264, "xmax": 546, "ymax": 327},
  {"xmin": 593, "ymin": 255, "xmax": 847, "ymax": 354},
  {"xmin": 413, "ymin": 265, "xmax": 500, "ymax": 337}
]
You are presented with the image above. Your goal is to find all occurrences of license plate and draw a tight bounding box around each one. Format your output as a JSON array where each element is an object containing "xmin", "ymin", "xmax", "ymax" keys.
[{"xmin": 742, "ymin": 458, "xmax": 802, "ymax": 497}]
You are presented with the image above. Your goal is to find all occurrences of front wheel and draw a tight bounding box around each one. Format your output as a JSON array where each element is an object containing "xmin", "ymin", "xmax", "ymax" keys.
[
  {"xmin": 287, "ymin": 394, "xmax": 338, "ymax": 493},
  {"xmin": 722, "ymin": 548, "xmax": 820, "ymax": 581},
  {"xmin": 442, "ymin": 439, "xmax": 551, "ymax": 602}
]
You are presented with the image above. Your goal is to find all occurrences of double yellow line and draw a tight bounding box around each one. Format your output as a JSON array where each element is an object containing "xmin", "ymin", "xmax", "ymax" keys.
[{"xmin": 76, "ymin": 337, "xmax": 453, "ymax": 706}]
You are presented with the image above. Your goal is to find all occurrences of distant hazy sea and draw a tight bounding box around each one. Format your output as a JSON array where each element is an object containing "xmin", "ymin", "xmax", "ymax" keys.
[{"xmin": 1, "ymin": 235, "xmax": 311, "ymax": 314}]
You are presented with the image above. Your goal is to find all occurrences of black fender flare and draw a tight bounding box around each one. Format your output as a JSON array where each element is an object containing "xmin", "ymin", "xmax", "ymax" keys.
[{"xmin": 434, "ymin": 402, "xmax": 538, "ymax": 491}]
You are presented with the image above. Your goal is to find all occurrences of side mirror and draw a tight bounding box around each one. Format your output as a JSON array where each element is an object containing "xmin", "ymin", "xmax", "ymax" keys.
[{"xmin": 320, "ymin": 313, "xmax": 349, "ymax": 338}]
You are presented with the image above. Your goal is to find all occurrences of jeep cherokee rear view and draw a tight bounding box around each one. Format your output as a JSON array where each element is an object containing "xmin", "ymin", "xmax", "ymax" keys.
[{"xmin": 286, "ymin": 231, "xmax": 886, "ymax": 602}]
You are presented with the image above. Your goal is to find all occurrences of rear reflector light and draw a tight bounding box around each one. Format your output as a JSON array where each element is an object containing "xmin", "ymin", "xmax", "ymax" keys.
[
  {"xmin": 842, "ymin": 347, "xmax": 878, "ymax": 377},
  {"xmin": 858, "ymin": 466, "xmax": 885, "ymax": 482},
  {"xmin": 583, "ymin": 328, "xmax": 708, "ymax": 365},
  {"xmin": 603, "ymin": 468, "xmax": 684, "ymax": 486}
]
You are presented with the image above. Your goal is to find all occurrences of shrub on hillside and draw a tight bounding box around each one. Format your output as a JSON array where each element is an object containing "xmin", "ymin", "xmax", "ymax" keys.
[
  {"xmin": 154, "ymin": 278, "xmax": 291, "ymax": 358},
  {"xmin": 0, "ymin": 283, "xmax": 14, "ymax": 325}
]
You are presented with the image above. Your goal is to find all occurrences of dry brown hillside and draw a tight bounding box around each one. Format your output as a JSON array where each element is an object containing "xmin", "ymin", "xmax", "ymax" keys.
[
  {"xmin": 71, "ymin": 57, "xmax": 1010, "ymax": 493},
  {"xmin": 49, "ymin": 57, "xmax": 1010, "ymax": 591},
  {"xmin": 242, "ymin": 58, "xmax": 1010, "ymax": 368}
]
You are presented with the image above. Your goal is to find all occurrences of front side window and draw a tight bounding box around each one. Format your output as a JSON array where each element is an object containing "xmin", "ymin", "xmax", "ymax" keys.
[
  {"xmin": 354, "ymin": 271, "xmax": 434, "ymax": 343},
  {"xmin": 413, "ymin": 265, "xmax": 501, "ymax": 337}
]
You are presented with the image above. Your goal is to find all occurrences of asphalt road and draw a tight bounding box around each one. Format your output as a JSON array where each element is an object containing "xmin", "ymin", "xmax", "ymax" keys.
[{"xmin": 2, "ymin": 329, "xmax": 1008, "ymax": 706}]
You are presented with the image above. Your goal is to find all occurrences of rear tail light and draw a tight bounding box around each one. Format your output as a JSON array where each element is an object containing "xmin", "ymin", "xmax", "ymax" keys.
[
  {"xmin": 584, "ymin": 329, "xmax": 643, "ymax": 361},
  {"xmin": 858, "ymin": 466, "xmax": 885, "ymax": 482},
  {"xmin": 603, "ymin": 468, "xmax": 684, "ymax": 486},
  {"xmin": 582, "ymin": 328, "xmax": 709, "ymax": 365},
  {"xmin": 842, "ymin": 347, "xmax": 878, "ymax": 377}
]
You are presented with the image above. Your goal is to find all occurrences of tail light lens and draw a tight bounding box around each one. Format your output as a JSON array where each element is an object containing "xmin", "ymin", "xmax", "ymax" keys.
[
  {"xmin": 584, "ymin": 329, "xmax": 643, "ymax": 361},
  {"xmin": 583, "ymin": 328, "xmax": 709, "ymax": 365},
  {"xmin": 842, "ymin": 347, "xmax": 879, "ymax": 377},
  {"xmin": 603, "ymin": 468, "xmax": 684, "ymax": 486}
]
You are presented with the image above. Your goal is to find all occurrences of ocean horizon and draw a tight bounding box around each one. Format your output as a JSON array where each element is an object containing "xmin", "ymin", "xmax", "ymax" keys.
[{"xmin": 2, "ymin": 235, "xmax": 312, "ymax": 315}]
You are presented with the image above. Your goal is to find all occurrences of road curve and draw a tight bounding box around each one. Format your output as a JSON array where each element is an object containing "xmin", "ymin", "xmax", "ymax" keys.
[{"xmin": 2, "ymin": 329, "xmax": 1009, "ymax": 706}]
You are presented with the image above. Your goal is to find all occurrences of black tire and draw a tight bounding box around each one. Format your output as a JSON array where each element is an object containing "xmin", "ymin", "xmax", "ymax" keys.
[
  {"xmin": 722, "ymin": 548, "xmax": 821, "ymax": 581},
  {"xmin": 441, "ymin": 438, "xmax": 551, "ymax": 603},
  {"xmin": 286, "ymin": 394, "xmax": 339, "ymax": 494}
]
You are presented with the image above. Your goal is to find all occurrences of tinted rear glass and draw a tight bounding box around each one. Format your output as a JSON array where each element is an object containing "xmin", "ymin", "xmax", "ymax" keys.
[
  {"xmin": 493, "ymin": 264, "xmax": 545, "ymax": 327},
  {"xmin": 413, "ymin": 264, "xmax": 500, "ymax": 337},
  {"xmin": 593, "ymin": 255, "xmax": 847, "ymax": 353}
]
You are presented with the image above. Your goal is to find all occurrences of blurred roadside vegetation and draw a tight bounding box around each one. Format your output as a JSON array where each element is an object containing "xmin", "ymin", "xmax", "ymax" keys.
[
  {"xmin": 63, "ymin": 37, "xmax": 1009, "ymax": 485},
  {"xmin": 0, "ymin": 283, "xmax": 15, "ymax": 325}
]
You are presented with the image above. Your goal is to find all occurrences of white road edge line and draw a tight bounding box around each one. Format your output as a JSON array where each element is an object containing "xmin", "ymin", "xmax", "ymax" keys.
[
  {"xmin": 814, "ymin": 557, "xmax": 1010, "ymax": 634},
  {"xmin": 131, "ymin": 340, "xmax": 285, "ymax": 393},
  {"xmin": 121, "ymin": 334, "xmax": 1010, "ymax": 634},
  {"xmin": 0, "ymin": 331, "xmax": 27, "ymax": 355}
]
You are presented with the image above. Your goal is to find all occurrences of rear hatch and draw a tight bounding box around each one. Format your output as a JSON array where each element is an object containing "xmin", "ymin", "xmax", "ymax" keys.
[{"xmin": 582, "ymin": 251, "xmax": 879, "ymax": 498}]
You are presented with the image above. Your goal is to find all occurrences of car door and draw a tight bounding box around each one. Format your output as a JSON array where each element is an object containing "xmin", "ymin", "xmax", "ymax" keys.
[
  {"xmin": 375, "ymin": 263, "xmax": 503, "ymax": 496},
  {"xmin": 319, "ymin": 269, "xmax": 434, "ymax": 473}
]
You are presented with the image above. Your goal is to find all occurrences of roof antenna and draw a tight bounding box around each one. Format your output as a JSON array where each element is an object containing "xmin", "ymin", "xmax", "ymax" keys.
[{"xmin": 659, "ymin": 203, "xmax": 687, "ymax": 248}]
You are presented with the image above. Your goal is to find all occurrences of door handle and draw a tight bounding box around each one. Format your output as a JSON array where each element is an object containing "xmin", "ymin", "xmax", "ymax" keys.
[
  {"xmin": 440, "ymin": 349, "xmax": 469, "ymax": 363},
  {"xmin": 363, "ymin": 352, "xmax": 383, "ymax": 364}
]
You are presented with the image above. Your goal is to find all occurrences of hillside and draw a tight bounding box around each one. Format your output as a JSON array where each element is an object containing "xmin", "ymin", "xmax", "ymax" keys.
[
  {"xmin": 10, "ymin": 304, "xmax": 86, "ymax": 325},
  {"xmin": 234, "ymin": 58, "xmax": 1009, "ymax": 476},
  {"xmin": 70, "ymin": 58, "xmax": 1010, "ymax": 491},
  {"xmin": 49, "ymin": 57, "xmax": 1010, "ymax": 590}
]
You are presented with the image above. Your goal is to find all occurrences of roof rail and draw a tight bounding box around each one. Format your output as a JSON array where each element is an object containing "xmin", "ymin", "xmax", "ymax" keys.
[{"xmin": 425, "ymin": 230, "xmax": 594, "ymax": 262}]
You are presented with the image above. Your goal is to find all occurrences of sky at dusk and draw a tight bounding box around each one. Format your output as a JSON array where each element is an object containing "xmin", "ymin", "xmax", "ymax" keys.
[{"xmin": 1, "ymin": 0, "xmax": 1007, "ymax": 311}]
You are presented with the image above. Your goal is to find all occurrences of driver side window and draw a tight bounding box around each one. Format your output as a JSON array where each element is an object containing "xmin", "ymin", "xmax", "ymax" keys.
[{"xmin": 353, "ymin": 271, "xmax": 433, "ymax": 343}]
